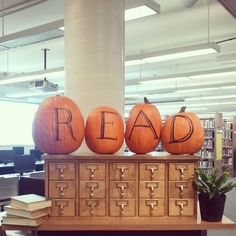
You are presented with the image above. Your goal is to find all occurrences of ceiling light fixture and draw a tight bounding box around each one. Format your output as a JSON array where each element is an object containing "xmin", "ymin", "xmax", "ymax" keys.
[
  {"xmin": 126, "ymin": 42, "xmax": 220, "ymax": 66},
  {"xmin": 125, "ymin": 5, "xmax": 157, "ymax": 21},
  {"xmin": 186, "ymin": 94, "xmax": 236, "ymax": 101},
  {"xmin": 130, "ymin": 67, "xmax": 236, "ymax": 85},
  {"xmin": 7, "ymin": 89, "xmax": 65, "ymax": 98},
  {"xmin": 125, "ymin": 0, "xmax": 160, "ymax": 21},
  {"xmin": 0, "ymin": 67, "xmax": 64, "ymax": 85},
  {"xmin": 140, "ymin": 76, "xmax": 188, "ymax": 84}
]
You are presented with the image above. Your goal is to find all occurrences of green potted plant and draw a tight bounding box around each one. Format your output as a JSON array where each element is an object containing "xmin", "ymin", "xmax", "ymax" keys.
[{"xmin": 193, "ymin": 168, "xmax": 236, "ymax": 222}]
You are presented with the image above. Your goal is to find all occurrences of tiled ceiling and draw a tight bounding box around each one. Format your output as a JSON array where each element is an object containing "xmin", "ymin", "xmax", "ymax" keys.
[{"xmin": 0, "ymin": 0, "xmax": 236, "ymax": 118}]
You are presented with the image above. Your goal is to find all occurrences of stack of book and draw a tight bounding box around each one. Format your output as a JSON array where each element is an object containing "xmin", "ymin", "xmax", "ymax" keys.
[{"xmin": 2, "ymin": 194, "xmax": 52, "ymax": 226}]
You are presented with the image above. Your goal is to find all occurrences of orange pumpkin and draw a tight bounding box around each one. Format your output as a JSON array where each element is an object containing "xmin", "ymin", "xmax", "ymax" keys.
[
  {"xmin": 85, "ymin": 106, "xmax": 124, "ymax": 154},
  {"xmin": 161, "ymin": 106, "xmax": 204, "ymax": 154},
  {"xmin": 32, "ymin": 95, "xmax": 84, "ymax": 154},
  {"xmin": 125, "ymin": 97, "xmax": 162, "ymax": 154}
]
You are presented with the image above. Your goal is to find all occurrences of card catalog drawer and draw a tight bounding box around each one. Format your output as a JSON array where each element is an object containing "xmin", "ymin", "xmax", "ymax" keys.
[
  {"xmin": 139, "ymin": 163, "xmax": 165, "ymax": 180},
  {"xmin": 80, "ymin": 199, "xmax": 106, "ymax": 216},
  {"xmin": 49, "ymin": 163, "xmax": 75, "ymax": 180},
  {"xmin": 49, "ymin": 181, "xmax": 75, "ymax": 198},
  {"xmin": 110, "ymin": 181, "xmax": 135, "ymax": 199},
  {"xmin": 169, "ymin": 181, "xmax": 194, "ymax": 198},
  {"xmin": 139, "ymin": 181, "xmax": 164, "ymax": 198},
  {"xmin": 51, "ymin": 199, "xmax": 75, "ymax": 216},
  {"xmin": 109, "ymin": 199, "xmax": 135, "ymax": 216},
  {"xmin": 139, "ymin": 199, "xmax": 165, "ymax": 216},
  {"xmin": 80, "ymin": 163, "xmax": 105, "ymax": 180},
  {"xmin": 169, "ymin": 163, "xmax": 195, "ymax": 181},
  {"xmin": 110, "ymin": 163, "xmax": 136, "ymax": 180},
  {"xmin": 169, "ymin": 199, "xmax": 194, "ymax": 216},
  {"xmin": 80, "ymin": 181, "xmax": 105, "ymax": 199}
]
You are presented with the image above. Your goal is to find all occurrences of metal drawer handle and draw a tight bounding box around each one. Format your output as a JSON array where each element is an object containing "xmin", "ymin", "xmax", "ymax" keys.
[
  {"xmin": 175, "ymin": 182, "xmax": 188, "ymax": 197},
  {"xmin": 146, "ymin": 165, "xmax": 158, "ymax": 180},
  {"xmin": 176, "ymin": 200, "xmax": 188, "ymax": 216},
  {"xmin": 146, "ymin": 200, "xmax": 158, "ymax": 216},
  {"xmin": 55, "ymin": 200, "xmax": 68, "ymax": 215},
  {"xmin": 116, "ymin": 164, "xmax": 128, "ymax": 180},
  {"xmin": 146, "ymin": 182, "xmax": 158, "ymax": 197},
  {"xmin": 116, "ymin": 182, "xmax": 128, "ymax": 198},
  {"xmin": 86, "ymin": 182, "xmax": 99, "ymax": 198},
  {"xmin": 56, "ymin": 164, "xmax": 69, "ymax": 179},
  {"xmin": 86, "ymin": 200, "xmax": 98, "ymax": 215},
  {"xmin": 56, "ymin": 183, "xmax": 68, "ymax": 197},
  {"xmin": 87, "ymin": 164, "xmax": 99, "ymax": 180},
  {"xmin": 175, "ymin": 164, "xmax": 187, "ymax": 180},
  {"xmin": 116, "ymin": 200, "xmax": 128, "ymax": 216}
]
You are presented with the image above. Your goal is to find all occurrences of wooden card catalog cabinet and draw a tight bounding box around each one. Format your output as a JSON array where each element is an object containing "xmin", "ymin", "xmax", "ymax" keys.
[{"xmin": 44, "ymin": 154, "xmax": 199, "ymax": 219}]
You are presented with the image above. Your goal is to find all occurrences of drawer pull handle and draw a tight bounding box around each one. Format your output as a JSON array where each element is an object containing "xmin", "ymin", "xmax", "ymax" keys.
[
  {"xmin": 116, "ymin": 200, "xmax": 128, "ymax": 216},
  {"xmin": 146, "ymin": 182, "xmax": 158, "ymax": 198},
  {"xmin": 56, "ymin": 183, "xmax": 68, "ymax": 197},
  {"xmin": 87, "ymin": 165, "xmax": 99, "ymax": 180},
  {"xmin": 175, "ymin": 183, "xmax": 188, "ymax": 197},
  {"xmin": 56, "ymin": 164, "xmax": 69, "ymax": 179},
  {"xmin": 55, "ymin": 200, "xmax": 68, "ymax": 216},
  {"xmin": 86, "ymin": 182, "xmax": 99, "ymax": 198},
  {"xmin": 86, "ymin": 200, "xmax": 98, "ymax": 216},
  {"xmin": 116, "ymin": 164, "xmax": 128, "ymax": 180},
  {"xmin": 146, "ymin": 165, "xmax": 158, "ymax": 180},
  {"xmin": 116, "ymin": 182, "xmax": 128, "ymax": 198},
  {"xmin": 176, "ymin": 200, "xmax": 188, "ymax": 216},
  {"xmin": 175, "ymin": 165, "xmax": 187, "ymax": 180},
  {"xmin": 146, "ymin": 200, "xmax": 158, "ymax": 216}
]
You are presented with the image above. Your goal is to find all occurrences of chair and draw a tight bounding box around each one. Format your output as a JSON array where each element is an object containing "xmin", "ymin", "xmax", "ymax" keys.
[
  {"xmin": 0, "ymin": 176, "xmax": 19, "ymax": 211},
  {"xmin": 29, "ymin": 171, "xmax": 45, "ymax": 179}
]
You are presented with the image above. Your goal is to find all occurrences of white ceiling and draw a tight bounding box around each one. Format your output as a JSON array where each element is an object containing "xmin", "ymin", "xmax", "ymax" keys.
[{"xmin": 0, "ymin": 0, "xmax": 236, "ymax": 118}]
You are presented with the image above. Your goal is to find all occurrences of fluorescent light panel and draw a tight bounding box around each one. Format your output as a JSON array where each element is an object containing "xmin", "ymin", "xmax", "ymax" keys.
[
  {"xmin": 0, "ymin": 67, "xmax": 64, "ymax": 85},
  {"xmin": 126, "ymin": 42, "xmax": 220, "ymax": 66},
  {"xmin": 140, "ymin": 77, "xmax": 188, "ymax": 84},
  {"xmin": 7, "ymin": 89, "xmax": 65, "ymax": 98},
  {"xmin": 125, "ymin": 5, "xmax": 157, "ymax": 21},
  {"xmin": 186, "ymin": 94, "xmax": 236, "ymax": 101}
]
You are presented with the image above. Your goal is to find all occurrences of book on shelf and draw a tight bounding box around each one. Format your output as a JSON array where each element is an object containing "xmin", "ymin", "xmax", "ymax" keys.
[
  {"xmin": 10, "ymin": 194, "xmax": 52, "ymax": 211},
  {"xmin": 2, "ymin": 213, "xmax": 48, "ymax": 226},
  {"xmin": 4, "ymin": 205, "xmax": 50, "ymax": 219}
]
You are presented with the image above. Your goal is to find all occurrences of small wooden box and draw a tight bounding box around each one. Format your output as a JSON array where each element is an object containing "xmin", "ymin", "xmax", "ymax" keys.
[{"xmin": 44, "ymin": 153, "xmax": 199, "ymax": 218}]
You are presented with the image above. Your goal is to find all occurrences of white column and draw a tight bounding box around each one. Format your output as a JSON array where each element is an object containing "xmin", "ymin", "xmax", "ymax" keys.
[{"xmin": 64, "ymin": 0, "xmax": 124, "ymax": 153}]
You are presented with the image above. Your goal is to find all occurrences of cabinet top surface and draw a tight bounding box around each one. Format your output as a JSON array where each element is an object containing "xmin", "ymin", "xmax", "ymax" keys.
[{"xmin": 43, "ymin": 152, "xmax": 200, "ymax": 162}]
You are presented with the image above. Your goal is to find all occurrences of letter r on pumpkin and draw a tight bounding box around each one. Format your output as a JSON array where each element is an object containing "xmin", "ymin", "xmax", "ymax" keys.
[{"xmin": 54, "ymin": 108, "xmax": 77, "ymax": 141}]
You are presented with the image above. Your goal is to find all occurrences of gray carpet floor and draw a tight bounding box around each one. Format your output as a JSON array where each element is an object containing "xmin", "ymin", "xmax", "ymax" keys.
[{"xmin": 208, "ymin": 178, "xmax": 236, "ymax": 236}]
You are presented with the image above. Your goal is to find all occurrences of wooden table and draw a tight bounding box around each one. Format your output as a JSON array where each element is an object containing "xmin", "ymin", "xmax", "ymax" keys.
[{"xmin": 1, "ymin": 216, "xmax": 236, "ymax": 236}]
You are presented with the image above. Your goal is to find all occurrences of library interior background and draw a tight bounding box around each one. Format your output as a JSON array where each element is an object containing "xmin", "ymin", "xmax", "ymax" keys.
[{"xmin": 0, "ymin": 0, "xmax": 236, "ymax": 235}]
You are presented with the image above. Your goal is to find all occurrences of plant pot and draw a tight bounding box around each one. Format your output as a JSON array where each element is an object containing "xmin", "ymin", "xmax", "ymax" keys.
[{"xmin": 198, "ymin": 193, "xmax": 226, "ymax": 222}]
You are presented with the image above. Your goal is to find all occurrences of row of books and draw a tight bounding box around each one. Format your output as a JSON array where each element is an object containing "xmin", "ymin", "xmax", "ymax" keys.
[
  {"xmin": 204, "ymin": 129, "xmax": 214, "ymax": 138},
  {"xmin": 223, "ymin": 130, "xmax": 232, "ymax": 139},
  {"xmin": 1, "ymin": 194, "xmax": 51, "ymax": 226},
  {"xmin": 197, "ymin": 150, "xmax": 214, "ymax": 159},
  {"xmin": 203, "ymin": 139, "xmax": 214, "ymax": 149},
  {"xmin": 222, "ymin": 148, "xmax": 233, "ymax": 157},
  {"xmin": 199, "ymin": 160, "xmax": 214, "ymax": 168},
  {"xmin": 223, "ymin": 139, "xmax": 232, "ymax": 147},
  {"xmin": 201, "ymin": 120, "xmax": 215, "ymax": 129}
]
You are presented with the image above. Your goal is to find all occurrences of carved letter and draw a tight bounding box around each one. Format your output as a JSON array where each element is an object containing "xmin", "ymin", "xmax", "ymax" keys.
[
  {"xmin": 97, "ymin": 111, "xmax": 118, "ymax": 140},
  {"xmin": 169, "ymin": 115, "xmax": 194, "ymax": 143},
  {"xmin": 55, "ymin": 108, "xmax": 76, "ymax": 141},
  {"xmin": 128, "ymin": 111, "xmax": 159, "ymax": 140}
]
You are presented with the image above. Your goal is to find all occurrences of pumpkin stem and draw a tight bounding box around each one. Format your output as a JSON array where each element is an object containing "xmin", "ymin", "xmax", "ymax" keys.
[
  {"xmin": 179, "ymin": 106, "xmax": 186, "ymax": 113},
  {"xmin": 144, "ymin": 97, "xmax": 150, "ymax": 104}
]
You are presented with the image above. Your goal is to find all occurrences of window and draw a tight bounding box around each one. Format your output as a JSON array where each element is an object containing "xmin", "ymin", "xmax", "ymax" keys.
[{"xmin": 0, "ymin": 101, "xmax": 38, "ymax": 145}]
